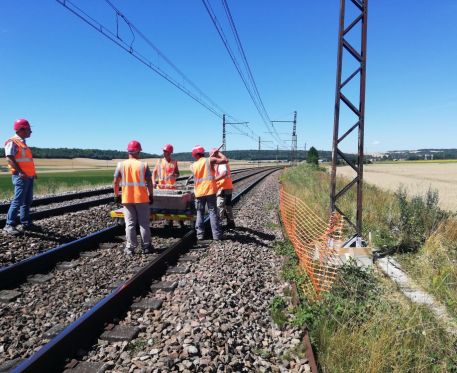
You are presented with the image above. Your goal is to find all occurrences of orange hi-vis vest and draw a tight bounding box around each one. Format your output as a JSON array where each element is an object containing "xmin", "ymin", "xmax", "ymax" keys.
[
  {"xmin": 191, "ymin": 157, "xmax": 217, "ymax": 198},
  {"xmin": 118, "ymin": 158, "xmax": 149, "ymax": 204},
  {"xmin": 155, "ymin": 158, "xmax": 178, "ymax": 189},
  {"xmin": 5, "ymin": 136, "xmax": 36, "ymax": 177},
  {"xmin": 215, "ymin": 163, "xmax": 233, "ymax": 190}
]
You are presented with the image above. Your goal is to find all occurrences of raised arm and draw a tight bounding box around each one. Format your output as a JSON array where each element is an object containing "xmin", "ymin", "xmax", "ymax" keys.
[
  {"xmin": 210, "ymin": 150, "xmax": 228, "ymax": 165},
  {"xmin": 214, "ymin": 165, "xmax": 228, "ymax": 182}
]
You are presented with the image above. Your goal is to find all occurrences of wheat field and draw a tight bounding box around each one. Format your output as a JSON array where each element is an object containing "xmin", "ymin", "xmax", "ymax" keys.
[{"xmin": 337, "ymin": 162, "xmax": 457, "ymax": 211}]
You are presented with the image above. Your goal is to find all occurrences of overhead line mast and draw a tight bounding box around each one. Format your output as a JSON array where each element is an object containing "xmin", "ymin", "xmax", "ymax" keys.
[
  {"xmin": 271, "ymin": 111, "xmax": 298, "ymax": 164},
  {"xmin": 222, "ymin": 114, "xmax": 249, "ymax": 151},
  {"xmin": 330, "ymin": 0, "xmax": 368, "ymax": 239}
]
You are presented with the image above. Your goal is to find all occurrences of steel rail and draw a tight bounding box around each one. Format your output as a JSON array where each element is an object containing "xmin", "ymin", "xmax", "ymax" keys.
[
  {"xmin": 0, "ymin": 196, "xmax": 113, "ymax": 228},
  {"xmin": 0, "ymin": 167, "xmax": 281, "ymax": 289},
  {"xmin": 0, "ymin": 174, "xmax": 206, "ymax": 213},
  {"xmin": 0, "ymin": 188, "xmax": 114, "ymax": 214},
  {"xmin": 11, "ymin": 167, "xmax": 280, "ymax": 373},
  {"xmin": 0, "ymin": 176, "xmax": 191, "ymax": 213},
  {"xmin": 0, "ymin": 225, "xmax": 123, "ymax": 289}
]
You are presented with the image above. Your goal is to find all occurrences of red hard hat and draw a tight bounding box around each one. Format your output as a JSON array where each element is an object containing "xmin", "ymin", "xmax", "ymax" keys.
[
  {"xmin": 127, "ymin": 140, "xmax": 142, "ymax": 153},
  {"xmin": 14, "ymin": 118, "xmax": 31, "ymax": 131},
  {"xmin": 191, "ymin": 145, "xmax": 205, "ymax": 158},
  {"xmin": 163, "ymin": 144, "xmax": 173, "ymax": 153}
]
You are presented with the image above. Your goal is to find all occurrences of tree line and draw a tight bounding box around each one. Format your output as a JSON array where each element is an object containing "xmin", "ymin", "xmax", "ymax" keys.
[
  {"xmin": 4, "ymin": 146, "xmax": 456, "ymax": 162},
  {"xmin": 29, "ymin": 147, "xmax": 157, "ymax": 160},
  {"xmin": 1, "ymin": 146, "xmax": 330, "ymax": 162}
]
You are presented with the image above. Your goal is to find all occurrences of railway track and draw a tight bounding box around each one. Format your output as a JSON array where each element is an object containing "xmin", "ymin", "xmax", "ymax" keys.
[
  {"xmin": 0, "ymin": 168, "xmax": 266, "ymax": 228},
  {"xmin": 0, "ymin": 167, "xmax": 282, "ymax": 372},
  {"xmin": 0, "ymin": 168, "xmax": 269, "ymax": 267},
  {"xmin": 0, "ymin": 168, "xmax": 276, "ymax": 287}
]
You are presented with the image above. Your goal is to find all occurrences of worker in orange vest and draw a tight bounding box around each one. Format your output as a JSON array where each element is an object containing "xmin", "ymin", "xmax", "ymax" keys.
[
  {"xmin": 3, "ymin": 119, "xmax": 38, "ymax": 235},
  {"xmin": 211, "ymin": 148, "xmax": 236, "ymax": 229},
  {"xmin": 152, "ymin": 143, "xmax": 180, "ymax": 189},
  {"xmin": 113, "ymin": 140, "xmax": 154, "ymax": 255},
  {"xmin": 190, "ymin": 145, "xmax": 227, "ymax": 241},
  {"xmin": 152, "ymin": 143, "xmax": 185, "ymax": 229}
]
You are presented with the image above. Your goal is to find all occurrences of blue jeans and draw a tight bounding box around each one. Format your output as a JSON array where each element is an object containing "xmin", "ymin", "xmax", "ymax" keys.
[
  {"xmin": 195, "ymin": 194, "xmax": 221, "ymax": 240},
  {"xmin": 6, "ymin": 175, "xmax": 34, "ymax": 226}
]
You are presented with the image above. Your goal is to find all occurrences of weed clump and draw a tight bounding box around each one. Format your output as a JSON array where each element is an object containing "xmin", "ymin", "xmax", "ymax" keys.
[
  {"xmin": 269, "ymin": 296, "xmax": 288, "ymax": 329},
  {"xmin": 390, "ymin": 187, "xmax": 449, "ymax": 252}
]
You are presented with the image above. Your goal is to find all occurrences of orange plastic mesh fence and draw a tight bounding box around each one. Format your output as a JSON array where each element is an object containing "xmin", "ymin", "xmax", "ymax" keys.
[{"xmin": 279, "ymin": 186, "xmax": 344, "ymax": 296}]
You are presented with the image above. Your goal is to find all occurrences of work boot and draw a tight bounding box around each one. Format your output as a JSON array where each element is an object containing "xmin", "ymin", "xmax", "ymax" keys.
[
  {"xmin": 226, "ymin": 220, "xmax": 236, "ymax": 230},
  {"xmin": 3, "ymin": 225, "xmax": 20, "ymax": 236},
  {"xmin": 142, "ymin": 244, "xmax": 154, "ymax": 255},
  {"xmin": 19, "ymin": 223, "xmax": 40, "ymax": 232},
  {"xmin": 124, "ymin": 247, "xmax": 134, "ymax": 256}
]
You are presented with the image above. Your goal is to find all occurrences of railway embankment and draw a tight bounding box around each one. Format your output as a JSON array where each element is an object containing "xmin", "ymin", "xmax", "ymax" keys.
[{"xmin": 278, "ymin": 163, "xmax": 457, "ymax": 372}]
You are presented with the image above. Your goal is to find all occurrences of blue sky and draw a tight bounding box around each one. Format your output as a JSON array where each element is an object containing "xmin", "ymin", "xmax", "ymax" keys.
[{"xmin": 1, "ymin": 1, "xmax": 456, "ymax": 154}]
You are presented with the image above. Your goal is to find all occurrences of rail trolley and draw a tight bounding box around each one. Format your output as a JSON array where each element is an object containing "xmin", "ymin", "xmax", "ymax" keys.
[{"xmin": 110, "ymin": 185, "xmax": 196, "ymax": 226}]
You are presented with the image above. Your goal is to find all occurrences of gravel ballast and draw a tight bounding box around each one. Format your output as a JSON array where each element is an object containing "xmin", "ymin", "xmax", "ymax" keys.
[
  {"xmin": 83, "ymin": 171, "xmax": 310, "ymax": 372},
  {"xmin": 1, "ymin": 172, "xmax": 284, "ymax": 369}
]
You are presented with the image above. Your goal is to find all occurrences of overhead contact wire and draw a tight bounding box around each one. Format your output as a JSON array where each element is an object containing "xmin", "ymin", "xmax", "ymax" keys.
[
  {"xmin": 57, "ymin": 0, "xmax": 264, "ymax": 144},
  {"xmin": 221, "ymin": 0, "xmax": 285, "ymax": 145},
  {"xmin": 201, "ymin": 0, "xmax": 276, "ymax": 140}
]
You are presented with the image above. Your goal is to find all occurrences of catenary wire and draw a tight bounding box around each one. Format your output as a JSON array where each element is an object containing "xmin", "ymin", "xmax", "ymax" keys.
[
  {"xmin": 201, "ymin": 0, "xmax": 286, "ymax": 148},
  {"xmin": 221, "ymin": 0, "xmax": 285, "ymax": 145},
  {"xmin": 55, "ymin": 0, "xmax": 263, "ymax": 144},
  {"xmin": 202, "ymin": 0, "xmax": 287, "ymax": 148}
]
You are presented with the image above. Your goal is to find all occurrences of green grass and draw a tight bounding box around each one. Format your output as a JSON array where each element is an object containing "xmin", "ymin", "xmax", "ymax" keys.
[
  {"xmin": 398, "ymin": 222, "xmax": 457, "ymax": 319},
  {"xmin": 252, "ymin": 348, "xmax": 272, "ymax": 359},
  {"xmin": 281, "ymin": 164, "xmax": 457, "ymax": 320},
  {"xmin": 0, "ymin": 169, "xmax": 192, "ymax": 199},
  {"xmin": 280, "ymin": 163, "xmax": 399, "ymax": 247},
  {"xmin": 280, "ymin": 163, "xmax": 449, "ymax": 251},
  {"xmin": 270, "ymin": 296, "xmax": 288, "ymax": 328},
  {"xmin": 273, "ymin": 241, "xmax": 457, "ymax": 373},
  {"xmin": 0, "ymin": 169, "xmax": 115, "ymax": 198},
  {"xmin": 278, "ymin": 165, "xmax": 457, "ymax": 372},
  {"xmin": 126, "ymin": 338, "xmax": 148, "ymax": 353}
]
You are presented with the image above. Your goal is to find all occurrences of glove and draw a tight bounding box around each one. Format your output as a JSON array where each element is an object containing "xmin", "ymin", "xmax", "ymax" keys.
[
  {"xmin": 114, "ymin": 195, "xmax": 122, "ymax": 204},
  {"xmin": 149, "ymin": 195, "xmax": 154, "ymax": 205}
]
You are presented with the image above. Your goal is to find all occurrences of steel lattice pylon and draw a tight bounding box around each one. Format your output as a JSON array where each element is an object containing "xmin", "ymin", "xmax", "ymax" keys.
[
  {"xmin": 291, "ymin": 111, "xmax": 297, "ymax": 165},
  {"xmin": 330, "ymin": 0, "xmax": 368, "ymax": 237}
]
